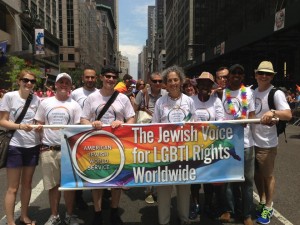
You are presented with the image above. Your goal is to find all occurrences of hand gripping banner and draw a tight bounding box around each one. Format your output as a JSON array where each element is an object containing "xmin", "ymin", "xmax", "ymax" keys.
[{"xmin": 60, "ymin": 122, "xmax": 244, "ymax": 190}]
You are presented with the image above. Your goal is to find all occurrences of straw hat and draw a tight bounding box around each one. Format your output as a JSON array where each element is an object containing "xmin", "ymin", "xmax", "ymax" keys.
[{"xmin": 255, "ymin": 61, "xmax": 277, "ymax": 74}]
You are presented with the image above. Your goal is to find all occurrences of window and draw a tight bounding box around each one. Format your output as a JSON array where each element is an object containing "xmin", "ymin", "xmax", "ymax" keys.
[{"xmin": 68, "ymin": 54, "xmax": 74, "ymax": 61}]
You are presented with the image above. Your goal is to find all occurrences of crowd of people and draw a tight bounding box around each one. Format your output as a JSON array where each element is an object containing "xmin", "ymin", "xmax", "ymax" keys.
[{"xmin": 0, "ymin": 61, "xmax": 295, "ymax": 225}]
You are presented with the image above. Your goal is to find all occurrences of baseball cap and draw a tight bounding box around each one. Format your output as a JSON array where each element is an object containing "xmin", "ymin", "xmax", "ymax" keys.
[
  {"xmin": 229, "ymin": 64, "xmax": 245, "ymax": 73},
  {"xmin": 56, "ymin": 73, "xmax": 72, "ymax": 82}
]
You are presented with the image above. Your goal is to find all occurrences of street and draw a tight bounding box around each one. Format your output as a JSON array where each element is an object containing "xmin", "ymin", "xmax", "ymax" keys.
[{"xmin": 0, "ymin": 124, "xmax": 299, "ymax": 225}]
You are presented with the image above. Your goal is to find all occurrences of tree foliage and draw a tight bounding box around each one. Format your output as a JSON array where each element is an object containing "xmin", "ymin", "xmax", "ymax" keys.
[{"xmin": 6, "ymin": 56, "xmax": 43, "ymax": 90}]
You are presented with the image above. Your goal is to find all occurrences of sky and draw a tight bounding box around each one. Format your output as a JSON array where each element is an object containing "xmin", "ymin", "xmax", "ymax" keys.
[{"xmin": 119, "ymin": 0, "xmax": 155, "ymax": 80}]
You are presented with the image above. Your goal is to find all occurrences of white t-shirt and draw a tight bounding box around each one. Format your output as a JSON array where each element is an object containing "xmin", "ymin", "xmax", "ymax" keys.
[
  {"xmin": 152, "ymin": 94, "xmax": 195, "ymax": 123},
  {"xmin": 222, "ymin": 87, "xmax": 255, "ymax": 148},
  {"xmin": 0, "ymin": 91, "xmax": 41, "ymax": 147},
  {"xmin": 192, "ymin": 95, "xmax": 224, "ymax": 121},
  {"xmin": 71, "ymin": 87, "xmax": 98, "ymax": 108},
  {"xmin": 252, "ymin": 86, "xmax": 290, "ymax": 148},
  {"xmin": 34, "ymin": 96, "xmax": 82, "ymax": 146},
  {"xmin": 81, "ymin": 91, "xmax": 135, "ymax": 124}
]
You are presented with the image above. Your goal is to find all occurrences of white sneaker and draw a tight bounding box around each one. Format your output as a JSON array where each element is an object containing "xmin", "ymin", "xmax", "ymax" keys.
[
  {"xmin": 44, "ymin": 215, "xmax": 61, "ymax": 225},
  {"xmin": 64, "ymin": 214, "xmax": 79, "ymax": 225}
]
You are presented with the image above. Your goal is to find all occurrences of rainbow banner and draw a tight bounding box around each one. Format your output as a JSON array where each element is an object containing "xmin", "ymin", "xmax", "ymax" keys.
[{"xmin": 60, "ymin": 123, "xmax": 244, "ymax": 190}]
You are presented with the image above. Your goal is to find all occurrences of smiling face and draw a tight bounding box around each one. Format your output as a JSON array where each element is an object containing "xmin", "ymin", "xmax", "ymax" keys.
[
  {"xmin": 55, "ymin": 77, "xmax": 72, "ymax": 94},
  {"xmin": 100, "ymin": 72, "xmax": 118, "ymax": 91},
  {"xmin": 228, "ymin": 68, "xmax": 245, "ymax": 89},
  {"xmin": 18, "ymin": 70, "xmax": 37, "ymax": 93},
  {"xmin": 255, "ymin": 71, "xmax": 274, "ymax": 86},
  {"xmin": 166, "ymin": 71, "xmax": 182, "ymax": 96}
]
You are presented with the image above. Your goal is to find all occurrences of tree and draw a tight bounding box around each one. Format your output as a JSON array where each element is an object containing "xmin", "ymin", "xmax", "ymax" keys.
[{"xmin": 5, "ymin": 56, "xmax": 43, "ymax": 90}]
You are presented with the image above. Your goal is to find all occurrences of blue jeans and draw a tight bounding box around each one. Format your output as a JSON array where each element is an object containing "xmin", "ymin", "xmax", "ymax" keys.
[{"xmin": 222, "ymin": 146, "xmax": 254, "ymax": 219}]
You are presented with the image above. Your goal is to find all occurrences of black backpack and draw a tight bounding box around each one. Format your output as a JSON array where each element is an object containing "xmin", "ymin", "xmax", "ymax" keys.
[{"xmin": 267, "ymin": 87, "xmax": 288, "ymax": 142}]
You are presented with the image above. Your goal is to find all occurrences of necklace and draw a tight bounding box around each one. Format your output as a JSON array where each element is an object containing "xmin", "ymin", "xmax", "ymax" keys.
[
  {"xmin": 225, "ymin": 84, "xmax": 248, "ymax": 119},
  {"xmin": 168, "ymin": 94, "xmax": 182, "ymax": 109}
]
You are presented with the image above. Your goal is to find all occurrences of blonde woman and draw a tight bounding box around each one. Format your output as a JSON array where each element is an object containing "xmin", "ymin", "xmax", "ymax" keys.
[{"xmin": 0, "ymin": 70, "xmax": 41, "ymax": 225}]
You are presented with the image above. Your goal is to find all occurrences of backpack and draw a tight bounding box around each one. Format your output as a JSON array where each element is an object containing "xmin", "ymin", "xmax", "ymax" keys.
[{"xmin": 267, "ymin": 87, "xmax": 288, "ymax": 142}]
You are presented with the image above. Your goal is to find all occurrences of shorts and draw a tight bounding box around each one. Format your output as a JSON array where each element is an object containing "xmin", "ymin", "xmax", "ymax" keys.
[
  {"xmin": 40, "ymin": 149, "xmax": 61, "ymax": 190},
  {"xmin": 6, "ymin": 145, "xmax": 40, "ymax": 168},
  {"xmin": 255, "ymin": 146, "xmax": 277, "ymax": 177}
]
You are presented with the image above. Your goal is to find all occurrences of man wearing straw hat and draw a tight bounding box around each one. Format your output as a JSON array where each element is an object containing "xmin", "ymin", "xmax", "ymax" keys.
[
  {"xmin": 35, "ymin": 73, "xmax": 82, "ymax": 225},
  {"xmin": 252, "ymin": 61, "xmax": 292, "ymax": 224},
  {"xmin": 219, "ymin": 64, "xmax": 255, "ymax": 225}
]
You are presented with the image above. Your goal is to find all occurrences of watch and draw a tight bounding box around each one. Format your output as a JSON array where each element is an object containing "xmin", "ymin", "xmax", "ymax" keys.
[{"xmin": 271, "ymin": 109, "xmax": 276, "ymax": 118}]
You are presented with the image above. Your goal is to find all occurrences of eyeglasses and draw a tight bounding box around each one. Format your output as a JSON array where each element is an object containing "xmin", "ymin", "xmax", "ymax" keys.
[
  {"xmin": 151, "ymin": 79, "xmax": 163, "ymax": 84},
  {"xmin": 257, "ymin": 71, "xmax": 274, "ymax": 76},
  {"xmin": 21, "ymin": 78, "xmax": 36, "ymax": 84},
  {"xmin": 231, "ymin": 71, "xmax": 244, "ymax": 75},
  {"xmin": 104, "ymin": 74, "xmax": 118, "ymax": 80},
  {"xmin": 217, "ymin": 76, "xmax": 228, "ymax": 80}
]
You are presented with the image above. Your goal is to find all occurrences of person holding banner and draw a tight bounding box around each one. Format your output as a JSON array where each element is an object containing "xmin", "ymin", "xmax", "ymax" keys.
[
  {"xmin": 152, "ymin": 65, "xmax": 195, "ymax": 225},
  {"xmin": 71, "ymin": 68, "xmax": 98, "ymax": 210},
  {"xmin": 191, "ymin": 72, "xmax": 225, "ymax": 219},
  {"xmin": 0, "ymin": 70, "xmax": 41, "ymax": 225},
  {"xmin": 252, "ymin": 61, "xmax": 292, "ymax": 224},
  {"xmin": 81, "ymin": 65, "xmax": 135, "ymax": 225},
  {"xmin": 134, "ymin": 71, "xmax": 167, "ymax": 204},
  {"xmin": 34, "ymin": 73, "xmax": 82, "ymax": 225},
  {"xmin": 220, "ymin": 64, "xmax": 255, "ymax": 225}
]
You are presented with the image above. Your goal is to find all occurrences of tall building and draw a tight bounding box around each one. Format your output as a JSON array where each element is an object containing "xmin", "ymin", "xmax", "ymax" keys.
[
  {"xmin": 119, "ymin": 54, "xmax": 129, "ymax": 79},
  {"xmin": 162, "ymin": 1, "xmax": 300, "ymax": 87},
  {"xmin": 0, "ymin": 0, "xmax": 60, "ymax": 86},
  {"xmin": 147, "ymin": 6, "xmax": 155, "ymax": 73},
  {"xmin": 154, "ymin": 0, "xmax": 165, "ymax": 72},
  {"xmin": 59, "ymin": 0, "xmax": 118, "ymax": 73}
]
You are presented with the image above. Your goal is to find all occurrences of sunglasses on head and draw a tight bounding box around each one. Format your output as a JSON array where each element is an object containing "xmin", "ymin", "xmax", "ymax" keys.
[
  {"xmin": 104, "ymin": 74, "xmax": 118, "ymax": 79},
  {"xmin": 21, "ymin": 78, "xmax": 36, "ymax": 84},
  {"xmin": 231, "ymin": 71, "xmax": 244, "ymax": 75},
  {"xmin": 257, "ymin": 71, "xmax": 274, "ymax": 76},
  {"xmin": 151, "ymin": 79, "xmax": 163, "ymax": 84}
]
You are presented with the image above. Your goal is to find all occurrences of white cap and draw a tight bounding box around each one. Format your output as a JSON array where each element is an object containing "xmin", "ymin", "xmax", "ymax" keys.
[{"xmin": 56, "ymin": 73, "xmax": 72, "ymax": 82}]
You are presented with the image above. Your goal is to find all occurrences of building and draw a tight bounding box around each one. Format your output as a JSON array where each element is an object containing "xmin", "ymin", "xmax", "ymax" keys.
[
  {"xmin": 0, "ymin": 0, "xmax": 60, "ymax": 86},
  {"xmin": 162, "ymin": 1, "xmax": 300, "ymax": 88},
  {"xmin": 59, "ymin": 0, "xmax": 118, "ymax": 74},
  {"xmin": 119, "ymin": 54, "xmax": 129, "ymax": 79}
]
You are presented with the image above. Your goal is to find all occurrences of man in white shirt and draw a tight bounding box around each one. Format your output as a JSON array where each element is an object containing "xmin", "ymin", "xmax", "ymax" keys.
[
  {"xmin": 252, "ymin": 61, "xmax": 292, "ymax": 224},
  {"xmin": 35, "ymin": 73, "xmax": 82, "ymax": 225}
]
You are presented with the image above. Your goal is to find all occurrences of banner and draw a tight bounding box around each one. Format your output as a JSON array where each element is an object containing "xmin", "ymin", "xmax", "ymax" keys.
[
  {"xmin": 60, "ymin": 123, "xmax": 244, "ymax": 190},
  {"xmin": 35, "ymin": 29, "xmax": 45, "ymax": 55}
]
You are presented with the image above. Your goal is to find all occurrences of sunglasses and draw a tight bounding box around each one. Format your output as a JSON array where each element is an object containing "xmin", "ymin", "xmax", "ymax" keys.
[
  {"xmin": 104, "ymin": 74, "xmax": 118, "ymax": 80},
  {"xmin": 257, "ymin": 71, "xmax": 274, "ymax": 76},
  {"xmin": 217, "ymin": 76, "xmax": 228, "ymax": 80},
  {"xmin": 231, "ymin": 71, "xmax": 244, "ymax": 75},
  {"xmin": 21, "ymin": 78, "xmax": 36, "ymax": 84},
  {"xmin": 151, "ymin": 79, "xmax": 163, "ymax": 84}
]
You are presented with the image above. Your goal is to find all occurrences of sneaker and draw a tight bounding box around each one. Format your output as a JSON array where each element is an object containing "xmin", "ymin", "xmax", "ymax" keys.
[
  {"xmin": 111, "ymin": 209, "xmax": 124, "ymax": 225},
  {"xmin": 255, "ymin": 203, "xmax": 265, "ymax": 217},
  {"xmin": 189, "ymin": 204, "xmax": 200, "ymax": 220},
  {"xmin": 44, "ymin": 215, "xmax": 61, "ymax": 225},
  {"xmin": 145, "ymin": 194, "xmax": 155, "ymax": 204},
  {"xmin": 256, "ymin": 207, "xmax": 274, "ymax": 224},
  {"xmin": 64, "ymin": 214, "xmax": 79, "ymax": 225}
]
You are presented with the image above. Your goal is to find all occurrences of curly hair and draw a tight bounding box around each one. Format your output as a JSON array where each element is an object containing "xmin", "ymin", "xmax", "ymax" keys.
[{"xmin": 161, "ymin": 65, "xmax": 185, "ymax": 84}]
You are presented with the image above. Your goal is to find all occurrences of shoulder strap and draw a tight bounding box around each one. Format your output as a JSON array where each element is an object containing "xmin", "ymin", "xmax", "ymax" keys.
[
  {"xmin": 15, "ymin": 93, "xmax": 33, "ymax": 124},
  {"xmin": 267, "ymin": 87, "xmax": 278, "ymax": 110},
  {"xmin": 143, "ymin": 88, "xmax": 150, "ymax": 108},
  {"xmin": 96, "ymin": 91, "xmax": 119, "ymax": 121},
  {"xmin": 9, "ymin": 93, "xmax": 33, "ymax": 135}
]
